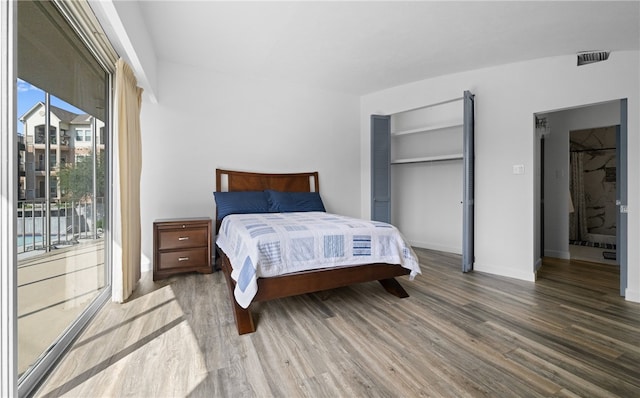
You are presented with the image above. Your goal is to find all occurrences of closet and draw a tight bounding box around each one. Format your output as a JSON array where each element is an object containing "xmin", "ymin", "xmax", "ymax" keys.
[{"xmin": 371, "ymin": 91, "xmax": 474, "ymax": 272}]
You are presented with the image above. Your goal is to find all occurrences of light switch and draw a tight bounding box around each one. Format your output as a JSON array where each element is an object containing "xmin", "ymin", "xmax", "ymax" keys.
[{"xmin": 513, "ymin": 164, "xmax": 525, "ymax": 175}]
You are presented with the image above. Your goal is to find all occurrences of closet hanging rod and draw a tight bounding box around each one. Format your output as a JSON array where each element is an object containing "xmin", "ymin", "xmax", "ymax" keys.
[
  {"xmin": 391, "ymin": 153, "xmax": 464, "ymax": 164},
  {"xmin": 388, "ymin": 96, "xmax": 464, "ymax": 116}
]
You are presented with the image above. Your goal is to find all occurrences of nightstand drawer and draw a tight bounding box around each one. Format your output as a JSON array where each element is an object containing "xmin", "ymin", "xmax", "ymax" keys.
[
  {"xmin": 157, "ymin": 227, "xmax": 208, "ymax": 250},
  {"xmin": 157, "ymin": 248, "xmax": 209, "ymax": 271}
]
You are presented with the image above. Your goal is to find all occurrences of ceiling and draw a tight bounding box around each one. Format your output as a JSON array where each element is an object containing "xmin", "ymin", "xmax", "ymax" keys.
[{"xmin": 136, "ymin": 1, "xmax": 640, "ymax": 95}]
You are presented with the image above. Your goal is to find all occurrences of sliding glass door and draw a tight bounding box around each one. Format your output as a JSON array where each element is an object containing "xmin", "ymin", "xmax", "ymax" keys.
[{"xmin": 14, "ymin": 1, "xmax": 114, "ymax": 394}]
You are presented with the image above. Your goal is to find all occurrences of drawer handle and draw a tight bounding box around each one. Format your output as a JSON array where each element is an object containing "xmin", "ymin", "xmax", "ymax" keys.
[
  {"xmin": 178, "ymin": 257, "xmax": 190, "ymax": 262},
  {"xmin": 178, "ymin": 237, "xmax": 190, "ymax": 241}
]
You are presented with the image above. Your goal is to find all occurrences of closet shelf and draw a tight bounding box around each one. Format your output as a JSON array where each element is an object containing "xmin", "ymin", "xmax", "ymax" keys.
[
  {"xmin": 390, "ymin": 96, "xmax": 464, "ymax": 115},
  {"xmin": 391, "ymin": 121, "xmax": 463, "ymax": 136},
  {"xmin": 391, "ymin": 153, "xmax": 463, "ymax": 164}
]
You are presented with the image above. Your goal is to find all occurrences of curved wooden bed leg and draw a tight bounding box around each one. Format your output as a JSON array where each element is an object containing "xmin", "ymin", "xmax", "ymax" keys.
[
  {"xmin": 378, "ymin": 278, "xmax": 409, "ymax": 298},
  {"xmin": 233, "ymin": 302, "xmax": 256, "ymax": 335}
]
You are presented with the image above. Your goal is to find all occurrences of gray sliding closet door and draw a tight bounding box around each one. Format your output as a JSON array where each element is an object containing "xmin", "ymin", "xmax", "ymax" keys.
[
  {"xmin": 371, "ymin": 115, "xmax": 391, "ymax": 223},
  {"xmin": 462, "ymin": 91, "xmax": 475, "ymax": 272}
]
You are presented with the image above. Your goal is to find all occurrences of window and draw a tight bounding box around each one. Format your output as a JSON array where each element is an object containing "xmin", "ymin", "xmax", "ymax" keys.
[
  {"xmin": 49, "ymin": 178, "xmax": 58, "ymax": 196},
  {"xmin": 75, "ymin": 128, "xmax": 91, "ymax": 143},
  {"xmin": 35, "ymin": 125, "xmax": 57, "ymax": 145}
]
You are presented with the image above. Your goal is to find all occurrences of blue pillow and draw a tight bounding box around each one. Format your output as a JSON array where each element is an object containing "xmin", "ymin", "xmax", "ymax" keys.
[
  {"xmin": 266, "ymin": 190, "xmax": 326, "ymax": 213},
  {"xmin": 213, "ymin": 191, "xmax": 270, "ymax": 220}
]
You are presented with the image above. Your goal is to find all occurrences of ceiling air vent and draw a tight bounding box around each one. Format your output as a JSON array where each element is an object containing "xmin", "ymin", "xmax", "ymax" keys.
[{"xmin": 577, "ymin": 50, "xmax": 610, "ymax": 66}]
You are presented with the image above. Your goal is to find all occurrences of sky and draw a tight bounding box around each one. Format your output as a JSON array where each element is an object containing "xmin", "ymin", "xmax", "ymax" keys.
[{"xmin": 17, "ymin": 79, "xmax": 84, "ymax": 135}]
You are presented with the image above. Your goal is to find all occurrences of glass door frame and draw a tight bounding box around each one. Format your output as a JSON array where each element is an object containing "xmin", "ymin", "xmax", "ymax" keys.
[
  {"xmin": 1, "ymin": 1, "xmax": 19, "ymax": 396},
  {"xmin": 1, "ymin": 1, "xmax": 114, "ymax": 395}
]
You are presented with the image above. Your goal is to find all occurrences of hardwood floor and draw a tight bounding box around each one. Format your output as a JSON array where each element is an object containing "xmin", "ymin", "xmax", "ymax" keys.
[{"xmin": 35, "ymin": 249, "xmax": 640, "ymax": 397}]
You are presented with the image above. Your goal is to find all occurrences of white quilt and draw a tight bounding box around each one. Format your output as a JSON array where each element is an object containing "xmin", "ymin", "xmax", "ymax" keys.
[{"xmin": 216, "ymin": 212, "xmax": 421, "ymax": 309}]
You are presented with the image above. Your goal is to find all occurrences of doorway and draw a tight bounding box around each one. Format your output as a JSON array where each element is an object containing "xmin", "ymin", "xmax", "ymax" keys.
[{"xmin": 536, "ymin": 99, "xmax": 627, "ymax": 296}]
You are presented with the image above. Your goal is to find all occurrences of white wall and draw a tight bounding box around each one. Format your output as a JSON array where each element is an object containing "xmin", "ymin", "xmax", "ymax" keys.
[
  {"xmin": 138, "ymin": 60, "xmax": 361, "ymax": 270},
  {"xmin": 90, "ymin": 0, "xmax": 158, "ymax": 102},
  {"xmin": 391, "ymin": 161, "xmax": 463, "ymax": 253},
  {"xmin": 360, "ymin": 51, "xmax": 640, "ymax": 302},
  {"xmin": 543, "ymin": 101, "xmax": 621, "ymax": 259}
]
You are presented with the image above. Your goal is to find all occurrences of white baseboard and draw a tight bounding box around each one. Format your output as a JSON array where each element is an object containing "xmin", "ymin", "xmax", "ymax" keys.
[
  {"xmin": 534, "ymin": 258, "xmax": 542, "ymax": 272},
  {"xmin": 473, "ymin": 262, "xmax": 536, "ymax": 282},
  {"xmin": 408, "ymin": 240, "xmax": 462, "ymax": 255},
  {"xmin": 544, "ymin": 250, "xmax": 570, "ymax": 259},
  {"xmin": 141, "ymin": 256, "xmax": 152, "ymax": 272},
  {"xmin": 625, "ymin": 288, "xmax": 640, "ymax": 303}
]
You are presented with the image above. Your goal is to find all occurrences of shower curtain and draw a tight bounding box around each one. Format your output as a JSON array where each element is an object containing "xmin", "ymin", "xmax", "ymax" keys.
[{"xmin": 569, "ymin": 152, "xmax": 588, "ymax": 242}]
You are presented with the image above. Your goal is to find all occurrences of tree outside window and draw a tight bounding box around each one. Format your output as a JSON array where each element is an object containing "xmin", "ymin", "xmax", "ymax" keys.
[{"xmin": 57, "ymin": 150, "xmax": 105, "ymax": 202}]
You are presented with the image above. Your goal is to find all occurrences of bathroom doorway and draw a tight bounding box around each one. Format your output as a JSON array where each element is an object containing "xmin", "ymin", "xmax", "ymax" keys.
[{"xmin": 537, "ymin": 99, "xmax": 627, "ymax": 296}]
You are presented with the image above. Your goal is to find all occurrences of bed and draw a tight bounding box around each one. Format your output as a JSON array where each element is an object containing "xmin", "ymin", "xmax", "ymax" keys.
[{"xmin": 214, "ymin": 168, "xmax": 420, "ymax": 335}]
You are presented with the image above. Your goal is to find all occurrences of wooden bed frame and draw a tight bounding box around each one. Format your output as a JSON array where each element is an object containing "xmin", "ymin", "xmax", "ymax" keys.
[{"xmin": 215, "ymin": 168, "xmax": 410, "ymax": 335}]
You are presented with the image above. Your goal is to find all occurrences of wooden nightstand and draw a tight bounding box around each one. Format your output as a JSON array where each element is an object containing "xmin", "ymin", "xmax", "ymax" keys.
[{"xmin": 153, "ymin": 217, "xmax": 213, "ymax": 281}]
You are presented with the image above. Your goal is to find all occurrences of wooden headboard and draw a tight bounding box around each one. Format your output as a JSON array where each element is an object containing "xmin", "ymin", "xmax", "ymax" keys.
[
  {"xmin": 214, "ymin": 169, "xmax": 320, "ymax": 232},
  {"xmin": 215, "ymin": 169, "xmax": 319, "ymax": 193}
]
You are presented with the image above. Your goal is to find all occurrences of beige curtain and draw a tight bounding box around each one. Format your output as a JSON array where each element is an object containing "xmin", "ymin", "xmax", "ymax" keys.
[{"xmin": 112, "ymin": 58, "xmax": 143, "ymax": 302}]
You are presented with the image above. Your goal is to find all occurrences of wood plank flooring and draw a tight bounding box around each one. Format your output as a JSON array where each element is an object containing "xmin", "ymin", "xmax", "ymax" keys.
[{"xmin": 35, "ymin": 249, "xmax": 640, "ymax": 397}]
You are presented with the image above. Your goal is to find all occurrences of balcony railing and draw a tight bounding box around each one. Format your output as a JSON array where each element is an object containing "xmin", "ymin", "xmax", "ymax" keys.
[
  {"xmin": 34, "ymin": 162, "xmax": 67, "ymax": 173},
  {"xmin": 17, "ymin": 197, "xmax": 104, "ymax": 254}
]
